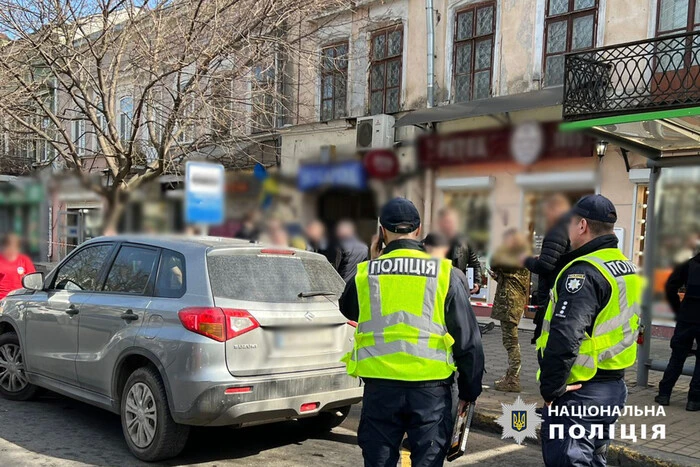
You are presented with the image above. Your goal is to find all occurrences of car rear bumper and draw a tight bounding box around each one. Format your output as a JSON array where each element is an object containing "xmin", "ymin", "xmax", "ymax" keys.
[{"xmin": 172, "ymin": 370, "xmax": 363, "ymax": 427}]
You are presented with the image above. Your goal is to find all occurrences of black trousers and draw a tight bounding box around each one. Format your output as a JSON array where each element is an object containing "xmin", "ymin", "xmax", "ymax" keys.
[
  {"xmin": 358, "ymin": 383, "xmax": 453, "ymax": 467},
  {"xmin": 658, "ymin": 322, "xmax": 700, "ymax": 401},
  {"xmin": 541, "ymin": 379, "xmax": 627, "ymax": 467}
]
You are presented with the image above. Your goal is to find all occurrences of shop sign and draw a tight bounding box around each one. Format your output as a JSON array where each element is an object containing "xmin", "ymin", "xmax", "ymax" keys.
[
  {"xmin": 298, "ymin": 160, "xmax": 366, "ymax": 192},
  {"xmin": 363, "ymin": 149, "xmax": 399, "ymax": 180},
  {"xmin": 418, "ymin": 122, "xmax": 594, "ymax": 167},
  {"xmin": 185, "ymin": 161, "xmax": 225, "ymax": 225}
]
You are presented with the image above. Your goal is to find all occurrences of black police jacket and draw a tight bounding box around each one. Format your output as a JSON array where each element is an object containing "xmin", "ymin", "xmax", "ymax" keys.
[
  {"xmin": 339, "ymin": 239, "xmax": 485, "ymax": 403},
  {"xmin": 539, "ymin": 234, "xmax": 625, "ymax": 402}
]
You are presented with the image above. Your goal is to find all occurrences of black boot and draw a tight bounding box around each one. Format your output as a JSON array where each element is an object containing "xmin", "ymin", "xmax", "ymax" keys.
[
  {"xmin": 686, "ymin": 400, "xmax": 700, "ymax": 411},
  {"xmin": 654, "ymin": 394, "xmax": 670, "ymax": 406}
]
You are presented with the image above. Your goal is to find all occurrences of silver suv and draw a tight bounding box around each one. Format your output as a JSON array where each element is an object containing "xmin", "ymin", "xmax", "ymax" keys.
[{"xmin": 0, "ymin": 236, "xmax": 362, "ymax": 461}]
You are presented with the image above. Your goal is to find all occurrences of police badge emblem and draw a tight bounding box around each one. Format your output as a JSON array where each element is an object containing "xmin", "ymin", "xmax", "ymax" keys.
[
  {"xmin": 565, "ymin": 273, "xmax": 586, "ymax": 294},
  {"xmin": 495, "ymin": 396, "xmax": 541, "ymax": 445}
]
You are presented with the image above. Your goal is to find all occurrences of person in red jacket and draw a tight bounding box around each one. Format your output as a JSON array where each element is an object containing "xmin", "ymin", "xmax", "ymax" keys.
[{"xmin": 0, "ymin": 233, "xmax": 36, "ymax": 300}]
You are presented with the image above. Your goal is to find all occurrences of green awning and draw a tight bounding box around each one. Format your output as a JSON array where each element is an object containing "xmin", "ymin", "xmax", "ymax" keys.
[{"xmin": 560, "ymin": 106, "xmax": 700, "ymax": 153}]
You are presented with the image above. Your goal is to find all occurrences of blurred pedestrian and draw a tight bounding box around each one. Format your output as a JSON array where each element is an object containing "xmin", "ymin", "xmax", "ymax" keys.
[
  {"xmin": 437, "ymin": 207, "xmax": 482, "ymax": 295},
  {"xmin": 334, "ymin": 220, "xmax": 368, "ymax": 282},
  {"xmin": 261, "ymin": 219, "xmax": 289, "ymax": 247},
  {"xmin": 0, "ymin": 233, "xmax": 36, "ymax": 300},
  {"xmin": 490, "ymin": 229, "xmax": 531, "ymax": 392},
  {"xmin": 673, "ymin": 232, "xmax": 699, "ymax": 265},
  {"xmin": 656, "ymin": 249, "xmax": 700, "ymax": 411},
  {"xmin": 235, "ymin": 210, "xmax": 260, "ymax": 241},
  {"xmin": 339, "ymin": 198, "xmax": 484, "ymax": 467},
  {"xmin": 304, "ymin": 219, "xmax": 334, "ymax": 262},
  {"xmin": 523, "ymin": 193, "xmax": 571, "ymax": 344}
]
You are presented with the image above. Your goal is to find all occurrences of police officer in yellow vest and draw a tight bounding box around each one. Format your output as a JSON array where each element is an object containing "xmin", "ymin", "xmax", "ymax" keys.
[
  {"xmin": 340, "ymin": 198, "xmax": 484, "ymax": 467},
  {"xmin": 537, "ymin": 195, "xmax": 645, "ymax": 467}
]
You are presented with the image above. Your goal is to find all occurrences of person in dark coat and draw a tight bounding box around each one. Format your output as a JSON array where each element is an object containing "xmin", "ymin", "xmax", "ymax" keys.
[
  {"xmin": 234, "ymin": 210, "xmax": 260, "ymax": 241},
  {"xmin": 304, "ymin": 219, "xmax": 335, "ymax": 263},
  {"xmin": 334, "ymin": 220, "xmax": 368, "ymax": 282},
  {"xmin": 437, "ymin": 207, "xmax": 482, "ymax": 294},
  {"xmin": 656, "ymin": 250, "xmax": 700, "ymax": 411},
  {"xmin": 523, "ymin": 193, "xmax": 571, "ymax": 344}
]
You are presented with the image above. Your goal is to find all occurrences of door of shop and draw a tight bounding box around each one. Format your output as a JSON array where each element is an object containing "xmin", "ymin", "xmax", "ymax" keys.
[{"xmin": 317, "ymin": 189, "xmax": 377, "ymax": 244}]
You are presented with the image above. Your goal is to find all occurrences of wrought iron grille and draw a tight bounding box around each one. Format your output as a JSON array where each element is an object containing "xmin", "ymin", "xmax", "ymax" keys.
[{"xmin": 563, "ymin": 30, "xmax": 700, "ymax": 121}]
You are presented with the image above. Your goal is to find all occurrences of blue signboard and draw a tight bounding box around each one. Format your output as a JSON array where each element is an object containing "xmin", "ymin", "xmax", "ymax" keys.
[
  {"xmin": 185, "ymin": 161, "xmax": 225, "ymax": 225},
  {"xmin": 297, "ymin": 161, "xmax": 367, "ymax": 192}
]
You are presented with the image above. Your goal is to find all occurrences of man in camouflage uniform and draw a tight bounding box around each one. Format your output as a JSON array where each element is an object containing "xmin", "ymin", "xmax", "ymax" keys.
[{"xmin": 490, "ymin": 229, "xmax": 531, "ymax": 392}]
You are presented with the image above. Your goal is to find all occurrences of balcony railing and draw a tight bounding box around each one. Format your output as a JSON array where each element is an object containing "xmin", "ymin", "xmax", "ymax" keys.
[{"xmin": 563, "ymin": 30, "xmax": 700, "ymax": 121}]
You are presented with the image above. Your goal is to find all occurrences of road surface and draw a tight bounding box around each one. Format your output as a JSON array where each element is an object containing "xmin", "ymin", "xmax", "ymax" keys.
[{"xmin": 0, "ymin": 392, "xmax": 544, "ymax": 466}]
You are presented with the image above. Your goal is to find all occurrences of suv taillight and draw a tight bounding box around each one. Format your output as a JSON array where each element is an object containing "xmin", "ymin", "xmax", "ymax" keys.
[{"xmin": 178, "ymin": 307, "xmax": 259, "ymax": 342}]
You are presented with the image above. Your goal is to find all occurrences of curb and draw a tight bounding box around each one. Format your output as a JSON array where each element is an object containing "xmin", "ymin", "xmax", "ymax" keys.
[{"xmin": 471, "ymin": 409, "xmax": 687, "ymax": 467}]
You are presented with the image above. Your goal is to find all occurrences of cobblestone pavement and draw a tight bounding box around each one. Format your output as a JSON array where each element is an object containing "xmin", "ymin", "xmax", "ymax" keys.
[
  {"xmin": 0, "ymin": 393, "xmax": 545, "ymax": 466},
  {"xmin": 478, "ymin": 322, "xmax": 697, "ymax": 466}
]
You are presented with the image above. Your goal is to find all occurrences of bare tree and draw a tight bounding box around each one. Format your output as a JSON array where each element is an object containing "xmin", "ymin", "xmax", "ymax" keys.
[{"xmin": 0, "ymin": 0, "xmax": 351, "ymax": 230}]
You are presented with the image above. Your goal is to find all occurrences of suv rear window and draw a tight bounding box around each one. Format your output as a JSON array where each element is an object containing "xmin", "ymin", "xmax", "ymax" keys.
[{"xmin": 207, "ymin": 252, "xmax": 345, "ymax": 303}]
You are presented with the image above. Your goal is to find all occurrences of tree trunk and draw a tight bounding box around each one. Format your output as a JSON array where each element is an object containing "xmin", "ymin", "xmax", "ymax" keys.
[{"xmin": 102, "ymin": 189, "xmax": 129, "ymax": 235}]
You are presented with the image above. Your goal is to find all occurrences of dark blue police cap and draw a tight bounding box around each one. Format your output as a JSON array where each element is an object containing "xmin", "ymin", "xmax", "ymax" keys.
[
  {"xmin": 571, "ymin": 194, "xmax": 617, "ymax": 223},
  {"xmin": 380, "ymin": 198, "xmax": 421, "ymax": 233}
]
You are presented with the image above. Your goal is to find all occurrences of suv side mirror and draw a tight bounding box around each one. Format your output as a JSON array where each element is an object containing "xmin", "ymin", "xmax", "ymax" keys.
[{"xmin": 22, "ymin": 272, "xmax": 44, "ymax": 291}]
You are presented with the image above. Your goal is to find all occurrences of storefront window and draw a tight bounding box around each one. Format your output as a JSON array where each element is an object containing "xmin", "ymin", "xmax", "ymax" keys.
[{"xmin": 655, "ymin": 167, "xmax": 700, "ymax": 269}]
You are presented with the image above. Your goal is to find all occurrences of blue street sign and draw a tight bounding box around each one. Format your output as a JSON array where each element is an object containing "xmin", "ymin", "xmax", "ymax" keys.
[
  {"xmin": 297, "ymin": 161, "xmax": 366, "ymax": 192},
  {"xmin": 185, "ymin": 161, "xmax": 225, "ymax": 225}
]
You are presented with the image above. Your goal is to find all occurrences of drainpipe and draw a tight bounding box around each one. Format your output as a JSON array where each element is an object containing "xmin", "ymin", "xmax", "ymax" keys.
[
  {"xmin": 423, "ymin": 0, "xmax": 435, "ymax": 229},
  {"xmin": 425, "ymin": 0, "xmax": 435, "ymax": 109}
]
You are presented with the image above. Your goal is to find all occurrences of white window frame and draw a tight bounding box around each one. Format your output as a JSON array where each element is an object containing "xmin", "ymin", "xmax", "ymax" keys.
[
  {"xmin": 118, "ymin": 96, "xmax": 134, "ymax": 142},
  {"xmin": 72, "ymin": 118, "xmax": 86, "ymax": 157}
]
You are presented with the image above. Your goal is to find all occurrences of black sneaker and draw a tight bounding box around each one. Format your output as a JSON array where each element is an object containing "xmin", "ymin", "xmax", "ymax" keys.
[
  {"xmin": 654, "ymin": 394, "xmax": 670, "ymax": 406},
  {"xmin": 686, "ymin": 400, "xmax": 700, "ymax": 412}
]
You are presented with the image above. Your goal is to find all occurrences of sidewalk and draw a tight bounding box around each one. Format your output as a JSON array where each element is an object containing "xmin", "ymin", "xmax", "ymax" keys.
[{"xmin": 476, "ymin": 322, "xmax": 698, "ymax": 467}]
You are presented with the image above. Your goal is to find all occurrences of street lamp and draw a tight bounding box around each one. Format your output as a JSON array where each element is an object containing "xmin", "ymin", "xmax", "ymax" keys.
[{"xmin": 595, "ymin": 140, "xmax": 608, "ymax": 159}]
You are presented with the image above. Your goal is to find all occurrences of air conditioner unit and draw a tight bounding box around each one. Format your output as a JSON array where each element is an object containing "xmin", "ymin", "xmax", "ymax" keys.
[{"xmin": 356, "ymin": 114, "xmax": 395, "ymax": 150}]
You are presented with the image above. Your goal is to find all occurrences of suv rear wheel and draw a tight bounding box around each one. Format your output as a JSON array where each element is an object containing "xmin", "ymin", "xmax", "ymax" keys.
[
  {"xmin": 0, "ymin": 332, "xmax": 39, "ymax": 401},
  {"xmin": 299, "ymin": 405, "xmax": 351, "ymax": 433},
  {"xmin": 120, "ymin": 366, "xmax": 189, "ymax": 461}
]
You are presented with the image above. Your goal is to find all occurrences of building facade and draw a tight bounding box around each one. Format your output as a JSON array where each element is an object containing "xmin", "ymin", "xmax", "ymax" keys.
[{"xmin": 279, "ymin": 0, "xmax": 700, "ymax": 306}]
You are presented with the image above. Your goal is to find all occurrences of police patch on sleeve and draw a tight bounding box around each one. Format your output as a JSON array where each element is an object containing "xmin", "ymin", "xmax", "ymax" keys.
[{"xmin": 565, "ymin": 273, "xmax": 586, "ymax": 294}]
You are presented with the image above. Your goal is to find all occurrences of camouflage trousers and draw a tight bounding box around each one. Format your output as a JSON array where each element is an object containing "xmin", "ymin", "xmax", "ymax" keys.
[{"xmin": 501, "ymin": 321, "xmax": 521, "ymax": 377}]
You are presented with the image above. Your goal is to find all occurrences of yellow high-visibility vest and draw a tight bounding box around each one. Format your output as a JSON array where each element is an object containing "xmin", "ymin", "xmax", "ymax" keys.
[
  {"xmin": 536, "ymin": 248, "xmax": 645, "ymax": 384},
  {"xmin": 342, "ymin": 248, "xmax": 456, "ymax": 381}
]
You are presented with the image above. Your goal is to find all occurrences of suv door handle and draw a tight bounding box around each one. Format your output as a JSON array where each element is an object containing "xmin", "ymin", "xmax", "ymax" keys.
[
  {"xmin": 120, "ymin": 310, "xmax": 139, "ymax": 322},
  {"xmin": 66, "ymin": 304, "xmax": 79, "ymax": 316}
]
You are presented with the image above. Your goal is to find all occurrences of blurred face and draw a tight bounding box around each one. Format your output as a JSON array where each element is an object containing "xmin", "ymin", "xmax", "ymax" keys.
[
  {"xmin": 336, "ymin": 222, "xmax": 354, "ymax": 240},
  {"xmin": 1, "ymin": 235, "xmax": 20, "ymax": 258},
  {"xmin": 305, "ymin": 222, "xmax": 324, "ymax": 242},
  {"xmin": 502, "ymin": 233, "xmax": 516, "ymax": 249},
  {"xmin": 425, "ymin": 245, "xmax": 449, "ymax": 259},
  {"xmin": 544, "ymin": 198, "xmax": 571, "ymax": 228},
  {"xmin": 568, "ymin": 216, "xmax": 588, "ymax": 250},
  {"xmin": 438, "ymin": 211, "xmax": 459, "ymax": 239},
  {"xmin": 269, "ymin": 227, "xmax": 289, "ymax": 247}
]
